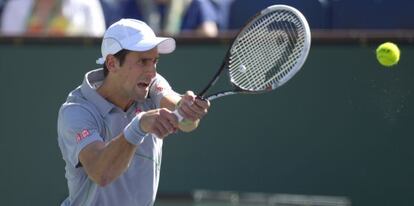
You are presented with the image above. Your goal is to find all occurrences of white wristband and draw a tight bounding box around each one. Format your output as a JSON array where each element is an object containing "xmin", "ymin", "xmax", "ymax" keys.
[{"xmin": 123, "ymin": 112, "xmax": 148, "ymax": 145}]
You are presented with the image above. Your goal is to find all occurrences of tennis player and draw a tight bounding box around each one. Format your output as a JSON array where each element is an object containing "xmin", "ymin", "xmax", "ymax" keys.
[{"xmin": 57, "ymin": 18, "xmax": 210, "ymax": 206}]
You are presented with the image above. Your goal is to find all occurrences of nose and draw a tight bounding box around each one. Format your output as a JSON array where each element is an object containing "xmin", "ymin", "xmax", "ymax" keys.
[
  {"xmin": 144, "ymin": 64, "xmax": 157, "ymax": 78},
  {"xmin": 147, "ymin": 61, "xmax": 157, "ymax": 70}
]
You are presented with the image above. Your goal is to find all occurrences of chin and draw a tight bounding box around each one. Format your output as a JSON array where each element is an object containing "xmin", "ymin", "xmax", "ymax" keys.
[{"xmin": 134, "ymin": 90, "xmax": 149, "ymax": 101}]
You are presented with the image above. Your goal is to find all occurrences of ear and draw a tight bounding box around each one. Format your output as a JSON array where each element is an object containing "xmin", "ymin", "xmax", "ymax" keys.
[{"xmin": 105, "ymin": 55, "xmax": 119, "ymax": 73}]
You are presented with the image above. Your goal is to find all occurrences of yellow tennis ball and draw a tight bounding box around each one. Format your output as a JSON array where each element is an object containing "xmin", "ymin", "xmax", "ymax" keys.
[{"xmin": 376, "ymin": 42, "xmax": 400, "ymax": 67}]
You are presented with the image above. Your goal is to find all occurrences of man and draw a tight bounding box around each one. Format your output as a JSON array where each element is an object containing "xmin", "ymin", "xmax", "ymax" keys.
[{"xmin": 57, "ymin": 18, "xmax": 210, "ymax": 206}]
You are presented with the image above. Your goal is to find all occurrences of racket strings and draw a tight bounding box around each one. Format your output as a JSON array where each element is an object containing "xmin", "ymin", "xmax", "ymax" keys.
[
  {"xmin": 230, "ymin": 17, "xmax": 283, "ymax": 89},
  {"xmin": 260, "ymin": 12, "xmax": 296, "ymax": 85},
  {"xmin": 234, "ymin": 11, "xmax": 302, "ymax": 90},
  {"xmin": 269, "ymin": 15, "xmax": 303, "ymax": 84},
  {"xmin": 255, "ymin": 11, "xmax": 303, "ymax": 87},
  {"xmin": 265, "ymin": 14, "xmax": 306, "ymax": 87},
  {"xmin": 229, "ymin": 10, "xmax": 307, "ymax": 91},
  {"xmin": 230, "ymin": 13, "xmax": 284, "ymax": 89}
]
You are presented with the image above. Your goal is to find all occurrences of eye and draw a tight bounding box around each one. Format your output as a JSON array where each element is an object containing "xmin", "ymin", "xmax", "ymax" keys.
[{"xmin": 138, "ymin": 57, "xmax": 159, "ymax": 66}]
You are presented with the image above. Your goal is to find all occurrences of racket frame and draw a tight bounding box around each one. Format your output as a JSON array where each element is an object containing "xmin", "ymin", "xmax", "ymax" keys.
[{"xmin": 198, "ymin": 4, "xmax": 311, "ymax": 101}]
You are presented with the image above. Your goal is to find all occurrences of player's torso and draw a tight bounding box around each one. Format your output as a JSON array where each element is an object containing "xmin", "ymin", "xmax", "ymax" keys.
[
  {"xmin": 65, "ymin": 91, "xmax": 164, "ymax": 206},
  {"xmin": 97, "ymin": 100, "xmax": 164, "ymax": 205}
]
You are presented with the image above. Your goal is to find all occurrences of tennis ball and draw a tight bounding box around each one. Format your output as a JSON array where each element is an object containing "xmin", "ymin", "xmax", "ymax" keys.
[
  {"xmin": 376, "ymin": 42, "xmax": 400, "ymax": 67},
  {"xmin": 178, "ymin": 119, "xmax": 199, "ymax": 132}
]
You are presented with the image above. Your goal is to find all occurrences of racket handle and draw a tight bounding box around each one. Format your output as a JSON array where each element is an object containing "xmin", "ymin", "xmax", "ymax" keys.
[
  {"xmin": 172, "ymin": 109, "xmax": 184, "ymax": 122},
  {"xmin": 196, "ymin": 96, "xmax": 207, "ymax": 101}
]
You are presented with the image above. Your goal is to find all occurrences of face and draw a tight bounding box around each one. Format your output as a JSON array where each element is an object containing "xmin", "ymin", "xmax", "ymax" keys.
[{"xmin": 110, "ymin": 48, "xmax": 159, "ymax": 102}]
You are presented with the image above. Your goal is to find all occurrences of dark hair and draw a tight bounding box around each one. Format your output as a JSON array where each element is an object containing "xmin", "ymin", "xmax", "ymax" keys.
[{"xmin": 103, "ymin": 49, "xmax": 130, "ymax": 77}]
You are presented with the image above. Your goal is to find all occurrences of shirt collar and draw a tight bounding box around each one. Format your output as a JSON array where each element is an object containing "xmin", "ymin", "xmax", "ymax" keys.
[{"xmin": 80, "ymin": 68, "xmax": 115, "ymax": 116}]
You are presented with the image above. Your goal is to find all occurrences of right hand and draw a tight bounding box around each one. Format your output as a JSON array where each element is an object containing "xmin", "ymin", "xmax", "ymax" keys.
[{"xmin": 139, "ymin": 108, "xmax": 178, "ymax": 138}]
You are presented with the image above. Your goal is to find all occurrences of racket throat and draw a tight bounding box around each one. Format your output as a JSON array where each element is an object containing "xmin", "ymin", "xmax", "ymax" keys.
[{"xmin": 206, "ymin": 91, "xmax": 239, "ymax": 101}]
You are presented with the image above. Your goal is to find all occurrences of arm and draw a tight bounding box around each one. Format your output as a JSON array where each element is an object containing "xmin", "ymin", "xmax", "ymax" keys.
[
  {"xmin": 79, "ymin": 134, "xmax": 136, "ymax": 187},
  {"xmin": 149, "ymin": 74, "xmax": 210, "ymax": 132},
  {"xmin": 78, "ymin": 109, "xmax": 177, "ymax": 187},
  {"xmin": 197, "ymin": 21, "xmax": 218, "ymax": 37}
]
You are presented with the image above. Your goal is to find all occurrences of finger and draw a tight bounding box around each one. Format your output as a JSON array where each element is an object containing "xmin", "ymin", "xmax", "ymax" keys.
[
  {"xmin": 180, "ymin": 91, "xmax": 196, "ymax": 105},
  {"xmin": 159, "ymin": 116, "xmax": 176, "ymax": 134},
  {"xmin": 177, "ymin": 91, "xmax": 208, "ymax": 120},
  {"xmin": 154, "ymin": 121, "xmax": 169, "ymax": 137},
  {"xmin": 194, "ymin": 98, "xmax": 210, "ymax": 110},
  {"xmin": 157, "ymin": 110, "xmax": 177, "ymax": 135},
  {"xmin": 151, "ymin": 125, "xmax": 163, "ymax": 138},
  {"xmin": 160, "ymin": 109, "xmax": 179, "ymax": 128},
  {"xmin": 192, "ymin": 102, "xmax": 209, "ymax": 118},
  {"xmin": 143, "ymin": 109, "xmax": 175, "ymax": 137},
  {"xmin": 186, "ymin": 100, "xmax": 209, "ymax": 117},
  {"xmin": 184, "ymin": 90, "xmax": 196, "ymax": 98},
  {"xmin": 179, "ymin": 102, "xmax": 200, "ymax": 121}
]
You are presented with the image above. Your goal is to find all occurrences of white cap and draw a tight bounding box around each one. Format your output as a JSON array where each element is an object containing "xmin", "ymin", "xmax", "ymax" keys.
[{"xmin": 96, "ymin": 18, "xmax": 176, "ymax": 64}]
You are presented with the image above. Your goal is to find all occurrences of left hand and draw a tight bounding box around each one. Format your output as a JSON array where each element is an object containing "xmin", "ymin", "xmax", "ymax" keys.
[{"xmin": 178, "ymin": 91, "xmax": 210, "ymax": 122}]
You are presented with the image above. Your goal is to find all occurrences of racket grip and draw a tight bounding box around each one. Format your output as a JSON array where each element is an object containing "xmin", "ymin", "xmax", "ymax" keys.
[
  {"xmin": 172, "ymin": 109, "xmax": 184, "ymax": 122},
  {"xmin": 196, "ymin": 96, "xmax": 207, "ymax": 101}
]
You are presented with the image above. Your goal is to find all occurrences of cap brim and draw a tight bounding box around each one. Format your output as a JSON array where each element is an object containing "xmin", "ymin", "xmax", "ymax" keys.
[
  {"xmin": 96, "ymin": 36, "xmax": 176, "ymax": 64},
  {"xmin": 156, "ymin": 37, "xmax": 176, "ymax": 54},
  {"xmin": 126, "ymin": 37, "xmax": 176, "ymax": 54}
]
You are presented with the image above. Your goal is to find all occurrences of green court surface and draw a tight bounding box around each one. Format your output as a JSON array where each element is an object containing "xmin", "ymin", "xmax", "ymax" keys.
[
  {"xmin": 155, "ymin": 191, "xmax": 351, "ymax": 206},
  {"xmin": 156, "ymin": 201, "xmax": 266, "ymax": 206}
]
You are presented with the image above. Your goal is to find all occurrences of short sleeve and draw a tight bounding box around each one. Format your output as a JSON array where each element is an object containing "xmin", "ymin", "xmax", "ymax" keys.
[
  {"xmin": 57, "ymin": 105, "xmax": 104, "ymax": 167},
  {"xmin": 149, "ymin": 73, "xmax": 180, "ymax": 108}
]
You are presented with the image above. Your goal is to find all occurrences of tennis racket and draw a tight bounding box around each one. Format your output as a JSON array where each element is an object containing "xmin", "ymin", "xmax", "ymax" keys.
[{"xmin": 174, "ymin": 4, "xmax": 311, "ymax": 126}]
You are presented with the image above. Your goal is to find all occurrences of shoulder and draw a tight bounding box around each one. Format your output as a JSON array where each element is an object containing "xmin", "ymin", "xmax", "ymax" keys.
[
  {"xmin": 58, "ymin": 103, "xmax": 97, "ymax": 126},
  {"xmin": 150, "ymin": 73, "xmax": 171, "ymax": 88},
  {"xmin": 61, "ymin": 87, "xmax": 93, "ymax": 115},
  {"xmin": 153, "ymin": 73, "xmax": 168, "ymax": 83},
  {"xmin": 59, "ymin": 89, "xmax": 101, "ymax": 126},
  {"xmin": 148, "ymin": 73, "xmax": 172, "ymax": 96}
]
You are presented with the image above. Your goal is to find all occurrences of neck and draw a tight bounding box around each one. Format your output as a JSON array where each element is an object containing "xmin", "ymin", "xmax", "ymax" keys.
[{"xmin": 97, "ymin": 79, "xmax": 133, "ymax": 111}]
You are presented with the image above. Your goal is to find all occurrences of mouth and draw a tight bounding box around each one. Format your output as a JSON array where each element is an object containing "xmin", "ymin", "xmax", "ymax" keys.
[{"xmin": 137, "ymin": 82, "xmax": 150, "ymax": 89}]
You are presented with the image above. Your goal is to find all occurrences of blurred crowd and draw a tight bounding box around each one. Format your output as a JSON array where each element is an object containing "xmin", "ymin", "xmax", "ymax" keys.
[
  {"xmin": 0, "ymin": 0, "xmax": 234, "ymax": 37},
  {"xmin": 0, "ymin": 0, "xmax": 412, "ymax": 37}
]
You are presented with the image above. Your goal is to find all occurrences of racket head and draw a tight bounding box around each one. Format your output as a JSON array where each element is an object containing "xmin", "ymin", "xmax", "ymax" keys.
[{"xmin": 227, "ymin": 4, "xmax": 311, "ymax": 93}]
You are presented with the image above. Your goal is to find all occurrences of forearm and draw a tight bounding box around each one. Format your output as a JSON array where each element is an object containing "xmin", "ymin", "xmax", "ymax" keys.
[
  {"xmin": 80, "ymin": 134, "xmax": 137, "ymax": 187},
  {"xmin": 160, "ymin": 93, "xmax": 181, "ymax": 110}
]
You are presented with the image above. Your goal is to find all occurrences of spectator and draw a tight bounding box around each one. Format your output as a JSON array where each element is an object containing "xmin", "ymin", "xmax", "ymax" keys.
[
  {"xmin": 181, "ymin": 0, "xmax": 234, "ymax": 37},
  {"xmin": 0, "ymin": 0, "xmax": 6, "ymax": 26},
  {"xmin": 1, "ymin": 0, "xmax": 105, "ymax": 36},
  {"xmin": 99, "ymin": 0, "xmax": 173, "ymax": 34},
  {"xmin": 163, "ymin": 0, "xmax": 191, "ymax": 35},
  {"xmin": 137, "ymin": 0, "xmax": 190, "ymax": 35},
  {"xmin": 136, "ymin": 0, "xmax": 167, "ymax": 34},
  {"xmin": 137, "ymin": 0, "xmax": 234, "ymax": 37},
  {"xmin": 99, "ymin": 0, "xmax": 143, "ymax": 28}
]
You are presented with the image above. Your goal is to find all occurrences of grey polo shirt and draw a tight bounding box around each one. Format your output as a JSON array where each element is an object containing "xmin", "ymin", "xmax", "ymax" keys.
[{"xmin": 57, "ymin": 68, "xmax": 176, "ymax": 206}]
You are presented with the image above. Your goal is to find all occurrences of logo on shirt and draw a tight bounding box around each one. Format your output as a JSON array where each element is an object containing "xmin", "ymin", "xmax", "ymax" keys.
[
  {"xmin": 76, "ymin": 129, "xmax": 90, "ymax": 143},
  {"xmin": 135, "ymin": 108, "xmax": 142, "ymax": 114},
  {"xmin": 155, "ymin": 86, "xmax": 164, "ymax": 93}
]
